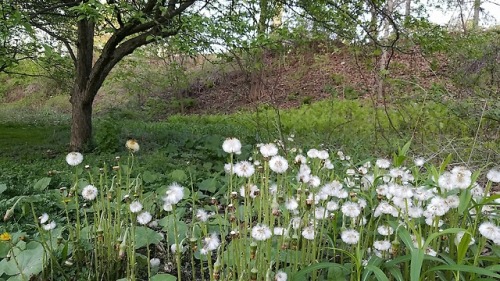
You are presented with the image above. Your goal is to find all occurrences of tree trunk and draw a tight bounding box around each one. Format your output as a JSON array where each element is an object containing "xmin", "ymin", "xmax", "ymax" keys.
[
  {"xmin": 70, "ymin": 94, "xmax": 93, "ymax": 151},
  {"xmin": 472, "ymin": 0, "xmax": 481, "ymax": 29},
  {"xmin": 70, "ymin": 18, "xmax": 94, "ymax": 151},
  {"xmin": 377, "ymin": 0, "xmax": 394, "ymax": 100},
  {"xmin": 404, "ymin": 0, "xmax": 411, "ymax": 21}
]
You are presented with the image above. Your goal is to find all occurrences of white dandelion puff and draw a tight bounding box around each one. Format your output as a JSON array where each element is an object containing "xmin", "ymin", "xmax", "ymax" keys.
[
  {"xmin": 222, "ymin": 138, "xmax": 242, "ymax": 154},
  {"xmin": 302, "ymin": 225, "xmax": 315, "ymax": 240},
  {"xmin": 82, "ymin": 185, "xmax": 98, "ymax": 201},
  {"xmin": 376, "ymin": 158, "xmax": 391, "ymax": 169},
  {"xmin": 234, "ymin": 161, "xmax": 255, "ymax": 178},
  {"xmin": 66, "ymin": 152, "xmax": 83, "ymax": 166},
  {"xmin": 164, "ymin": 182, "xmax": 184, "ymax": 205},
  {"xmin": 487, "ymin": 168, "xmax": 500, "ymax": 183},
  {"xmin": 269, "ymin": 155, "xmax": 289, "ymax": 173},
  {"xmin": 260, "ymin": 143, "xmax": 278, "ymax": 157},
  {"xmin": 39, "ymin": 213, "xmax": 49, "ymax": 224},
  {"xmin": 43, "ymin": 221, "xmax": 57, "ymax": 231},
  {"xmin": 137, "ymin": 211, "xmax": 152, "ymax": 225},
  {"xmin": 341, "ymin": 229, "xmax": 360, "ymax": 244},
  {"xmin": 275, "ymin": 271, "xmax": 288, "ymax": 281},
  {"xmin": 251, "ymin": 224, "xmax": 272, "ymax": 241},
  {"xmin": 129, "ymin": 201, "xmax": 143, "ymax": 213}
]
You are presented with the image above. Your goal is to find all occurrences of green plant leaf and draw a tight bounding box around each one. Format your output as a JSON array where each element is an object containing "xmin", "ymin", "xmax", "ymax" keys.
[
  {"xmin": 458, "ymin": 189, "xmax": 472, "ymax": 214},
  {"xmin": 457, "ymin": 231, "xmax": 472, "ymax": 264},
  {"xmin": 426, "ymin": 265, "xmax": 500, "ymax": 279},
  {"xmin": 0, "ymin": 184, "xmax": 6, "ymax": 195},
  {"xmin": 197, "ymin": 178, "xmax": 217, "ymax": 193},
  {"xmin": 135, "ymin": 226, "xmax": 163, "ymax": 249},
  {"xmin": 150, "ymin": 273, "xmax": 177, "ymax": 281},
  {"xmin": 364, "ymin": 265, "xmax": 389, "ymax": 281},
  {"xmin": 2, "ymin": 241, "xmax": 44, "ymax": 278},
  {"xmin": 142, "ymin": 171, "xmax": 159, "ymax": 184},
  {"xmin": 34, "ymin": 177, "xmax": 51, "ymax": 191},
  {"xmin": 292, "ymin": 262, "xmax": 349, "ymax": 281},
  {"xmin": 168, "ymin": 170, "xmax": 187, "ymax": 182}
]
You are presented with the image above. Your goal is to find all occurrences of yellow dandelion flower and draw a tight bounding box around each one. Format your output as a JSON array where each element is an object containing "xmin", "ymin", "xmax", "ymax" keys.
[{"xmin": 0, "ymin": 232, "xmax": 12, "ymax": 241}]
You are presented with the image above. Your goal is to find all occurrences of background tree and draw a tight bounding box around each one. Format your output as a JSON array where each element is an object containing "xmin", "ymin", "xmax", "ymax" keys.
[{"xmin": 7, "ymin": 0, "xmax": 204, "ymax": 151}]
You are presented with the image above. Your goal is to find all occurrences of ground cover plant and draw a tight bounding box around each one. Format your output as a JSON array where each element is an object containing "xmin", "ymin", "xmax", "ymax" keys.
[{"xmin": 1, "ymin": 136, "xmax": 500, "ymax": 281}]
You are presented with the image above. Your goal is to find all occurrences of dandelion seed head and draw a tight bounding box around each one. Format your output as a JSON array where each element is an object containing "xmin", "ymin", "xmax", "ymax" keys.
[
  {"xmin": 82, "ymin": 185, "xmax": 98, "ymax": 201},
  {"xmin": 39, "ymin": 213, "xmax": 49, "ymax": 224},
  {"xmin": 373, "ymin": 240, "xmax": 391, "ymax": 251},
  {"xmin": 196, "ymin": 209, "xmax": 209, "ymax": 222},
  {"xmin": 43, "ymin": 221, "xmax": 56, "ymax": 231},
  {"xmin": 260, "ymin": 143, "xmax": 278, "ymax": 157},
  {"xmin": 341, "ymin": 229, "xmax": 360, "ymax": 244},
  {"xmin": 150, "ymin": 258, "xmax": 161, "ymax": 267},
  {"xmin": 273, "ymin": 227, "xmax": 288, "ymax": 236},
  {"xmin": 285, "ymin": 198, "xmax": 298, "ymax": 211},
  {"xmin": 314, "ymin": 207, "xmax": 328, "ymax": 220},
  {"xmin": 125, "ymin": 139, "xmax": 140, "ymax": 152},
  {"xmin": 414, "ymin": 157, "xmax": 425, "ymax": 167},
  {"xmin": 479, "ymin": 222, "xmax": 500, "ymax": 241},
  {"xmin": 234, "ymin": 161, "xmax": 255, "ymax": 178},
  {"xmin": 170, "ymin": 243, "xmax": 184, "ymax": 254},
  {"xmin": 341, "ymin": 202, "xmax": 361, "ymax": 218},
  {"xmin": 317, "ymin": 150, "xmax": 329, "ymax": 160},
  {"xmin": 66, "ymin": 152, "xmax": 83, "ymax": 166},
  {"xmin": 307, "ymin": 149, "xmax": 319, "ymax": 159},
  {"xmin": 376, "ymin": 158, "xmax": 391, "ymax": 169},
  {"xmin": 164, "ymin": 183, "xmax": 184, "ymax": 205},
  {"xmin": 487, "ymin": 168, "xmax": 500, "ymax": 183},
  {"xmin": 222, "ymin": 138, "xmax": 242, "ymax": 154},
  {"xmin": 269, "ymin": 155, "xmax": 289, "ymax": 173},
  {"xmin": 137, "ymin": 211, "xmax": 152, "ymax": 225},
  {"xmin": 129, "ymin": 201, "xmax": 143, "ymax": 213},
  {"xmin": 251, "ymin": 224, "xmax": 272, "ymax": 241},
  {"xmin": 377, "ymin": 225, "xmax": 394, "ymax": 236},
  {"xmin": 275, "ymin": 271, "xmax": 288, "ymax": 281},
  {"xmin": 240, "ymin": 184, "xmax": 260, "ymax": 198},
  {"xmin": 302, "ymin": 225, "xmax": 315, "ymax": 240}
]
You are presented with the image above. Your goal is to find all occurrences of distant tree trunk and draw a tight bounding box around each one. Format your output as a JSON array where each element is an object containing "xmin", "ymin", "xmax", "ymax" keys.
[
  {"xmin": 369, "ymin": 2, "xmax": 378, "ymax": 46},
  {"xmin": 249, "ymin": 0, "xmax": 270, "ymax": 102},
  {"xmin": 377, "ymin": 0, "xmax": 394, "ymax": 100},
  {"xmin": 404, "ymin": 0, "xmax": 411, "ymax": 21},
  {"xmin": 472, "ymin": 0, "xmax": 481, "ymax": 29}
]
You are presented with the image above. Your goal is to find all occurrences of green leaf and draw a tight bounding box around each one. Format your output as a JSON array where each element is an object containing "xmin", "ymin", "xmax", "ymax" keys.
[
  {"xmin": 386, "ymin": 266, "xmax": 405, "ymax": 281},
  {"xmin": 197, "ymin": 178, "xmax": 217, "ymax": 193},
  {"xmin": 458, "ymin": 189, "xmax": 472, "ymax": 214},
  {"xmin": 292, "ymin": 262, "xmax": 349, "ymax": 281},
  {"xmin": 364, "ymin": 265, "xmax": 389, "ymax": 281},
  {"xmin": 168, "ymin": 170, "xmax": 187, "ymax": 182},
  {"xmin": 0, "ymin": 184, "xmax": 6, "ymax": 195},
  {"xmin": 34, "ymin": 177, "xmax": 51, "ymax": 191},
  {"xmin": 142, "ymin": 171, "xmax": 159, "ymax": 184},
  {"xmin": 134, "ymin": 227, "xmax": 163, "ymax": 249},
  {"xmin": 457, "ymin": 231, "xmax": 472, "ymax": 264},
  {"xmin": 361, "ymin": 256, "xmax": 384, "ymax": 281},
  {"xmin": 150, "ymin": 273, "xmax": 177, "ymax": 281},
  {"xmin": 424, "ymin": 228, "xmax": 466, "ymax": 249},
  {"xmin": 3, "ymin": 241, "xmax": 45, "ymax": 278},
  {"xmin": 426, "ymin": 265, "xmax": 500, "ymax": 279},
  {"xmin": 159, "ymin": 216, "xmax": 188, "ymax": 244}
]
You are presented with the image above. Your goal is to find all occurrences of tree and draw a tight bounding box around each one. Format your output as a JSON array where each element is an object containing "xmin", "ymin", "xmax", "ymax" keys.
[{"xmin": 7, "ymin": 0, "xmax": 202, "ymax": 150}]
